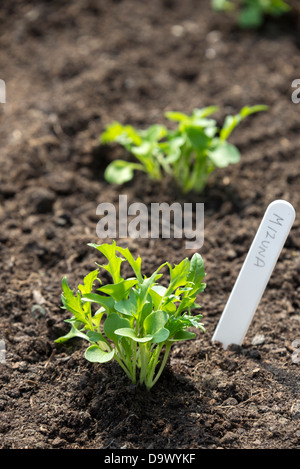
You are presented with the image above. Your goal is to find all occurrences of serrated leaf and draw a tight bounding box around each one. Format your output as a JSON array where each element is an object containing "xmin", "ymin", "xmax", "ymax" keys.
[
  {"xmin": 78, "ymin": 269, "xmax": 100, "ymax": 295},
  {"xmin": 82, "ymin": 293, "xmax": 115, "ymax": 314},
  {"xmin": 167, "ymin": 258, "xmax": 190, "ymax": 293},
  {"xmin": 98, "ymin": 278, "xmax": 138, "ymax": 302},
  {"xmin": 61, "ymin": 277, "xmax": 86, "ymax": 323},
  {"xmin": 168, "ymin": 330, "xmax": 196, "ymax": 342},
  {"xmin": 54, "ymin": 323, "xmax": 90, "ymax": 344},
  {"xmin": 88, "ymin": 241, "xmax": 123, "ymax": 284},
  {"xmin": 135, "ymin": 264, "xmax": 166, "ymax": 311},
  {"xmin": 115, "ymin": 245, "xmax": 142, "ymax": 282}
]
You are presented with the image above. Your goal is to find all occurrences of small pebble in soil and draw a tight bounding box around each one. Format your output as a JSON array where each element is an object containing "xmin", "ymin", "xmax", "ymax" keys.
[
  {"xmin": 248, "ymin": 349, "xmax": 261, "ymax": 360},
  {"xmin": 31, "ymin": 304, "xmax": 47, "ymax": 318},
  {"xmin": 222, "ymin": 397, "xmax": 238, "ymax": 406},
  {"xmin": 251, "ymin": 334, "xmax": 265, "ymax": 346}
]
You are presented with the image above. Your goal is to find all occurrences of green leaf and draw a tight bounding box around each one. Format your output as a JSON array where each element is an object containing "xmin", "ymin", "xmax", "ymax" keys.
[
  {"xmin": 167, "ymin": 258, "xmax": 190, "ymax": 293},
  {"xmin": 78, "ymin": 269, "xmax": 99, "ymax": 295},
  {"xmin": 168, "ymin": 330, "xmax": 196, "ymax": 342},
  {"xmin": 115, "ymin": 291, "xmax": 137, "ymax": 317},
  {"xmin": 239, "ymin": 104, "xmax": 269, "ymax": 119},
  {"xmin": 82, "ymin": 293, "xmax": 115, "ymax": 314},
  {"xmin": 89, "ymin": 241, "xmax": 123, "ymax": 284},
  {"xmin": 61, "ymin": 277, "xmax": 86, "ymax": 323},
  {"xmin": 85, "ymin": 345, "xmax": 114, "ymax": 363},
  {"xmin": 98, "ymin": 278, "xmax": 138, "ymax": 302},
  {"xmin": 185, "ymin": 125, "xmax": 211, "ymax": 150},
  {"xmin": 208, "ymin": 141, "xmax": 240, "ymax": 168},
  {"xmin": 100, "ymin": 122, "xmax": 142, "ymax": 146},
  {"xmin": 104, "ymin": 160, "xmax": 144, "ymax": 185},
  {"xmin": 220, "ymin": 105, "xmax": 268, "ymax": 141},
  {"xmin": 152, "ymin": 327, "xmax": 170, "ymax": 344},
  {"xmin": 143, "ymin": 310, "xmax": 168, "ymax": 335},
  {"xmin": 139, "ymin": 124, "xmax": 167, "ymax": 142},
  {"xmin": 181, "ymin": 313, "xmax": 205, "ymax": 331},
  {"xmin": 103, "ymin": 313, "xmax": 131, "ymax": 344},
  {"xmin": 140, "ymin": 298, "xmax": 154, "ymax": 324},
  {"xmin": 115, "ymin": 245, "xmax": 143, "ymax": 282},
  {"xmin": 239, "ymin": 4, "xmax": 264, "ymax": 28},
  {"xmin": 192, "ymin": 106, "xmax": 219, "ymax": 119},
  {"xmin": 187, "ymin": 253, "xmax": 205, "ymax": 282},
  {"xmin": 212, "ymin": 0, "xmax": 235, "ymax": 11},
  {"xmin": 114, "ymin": 328, "xmax": 153, "ymax": 343},
  {"xmin": 186, "ymin": 253, "xmax": 206, "ymax": 296},
  {"xmin": 161, "ymin": 136, "xmax": 185, "ymax": 164},
  {"xmin": 54, "ymin": 323, "xmax": 90, "ymax": 344},
  {"xmin": 86, "ymin": 331, "xmax": 105, "ymax": 343},
  {"xmin": 165, "ymin": 111, "xmax": 189, "ymax": 122},
  {"xmin": 135, "ymin": 265, "xmax": 166, "ymax": 311}
]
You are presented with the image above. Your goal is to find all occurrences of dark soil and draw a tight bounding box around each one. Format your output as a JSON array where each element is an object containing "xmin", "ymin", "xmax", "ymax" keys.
[{"xmin": 0, "ymin": 0, "xmax": 300, "ymax": 450}]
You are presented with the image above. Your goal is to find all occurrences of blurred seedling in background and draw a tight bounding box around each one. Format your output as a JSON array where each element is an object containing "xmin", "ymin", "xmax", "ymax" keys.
[
  {"xmin": 100, "ymin": 105, "xmax": 268, "ymax": 194},
  {"xmin": 212, "ymin": 0, "xmax": 291, "ymax": 28}
]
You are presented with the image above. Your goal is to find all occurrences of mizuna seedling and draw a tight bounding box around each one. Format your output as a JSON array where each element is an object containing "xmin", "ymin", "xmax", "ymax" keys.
[
  {"xmin": 55, "ymin": 242, "xmax": 206, "ymax": 390},
  {"xmin": 212, "ymin": 0, "xmax": 291, "ymax": 28},
  {"xmin": 100, "ymin": 105, "xmax": 268, "ymax": 194},
  {"xmin": 212, "ymin": 200, "xmax": 296, "ymax": 350}
]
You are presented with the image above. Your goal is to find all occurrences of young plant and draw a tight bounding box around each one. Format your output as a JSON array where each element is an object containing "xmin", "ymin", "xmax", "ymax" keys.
[
  {"xmin": 212, "ymin": 0, "xmax": 291, "ymax": 28},
  {"xmin": 55, "ymin": 242, "xmax": 206, "ymax": 391},
  {"xmin": 100, "ymin": 104, "xmax": 268, "ymax": 194}
]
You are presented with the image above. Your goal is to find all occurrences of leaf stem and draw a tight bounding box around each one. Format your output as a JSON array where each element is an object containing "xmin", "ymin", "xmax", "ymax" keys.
[{"xmin": 147, "ymin": 343, "xmax": 172, "ymax": 391}]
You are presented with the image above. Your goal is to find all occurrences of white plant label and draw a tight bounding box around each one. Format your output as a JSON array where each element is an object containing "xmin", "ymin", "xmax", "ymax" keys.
[{"xmin": 212, "ymin": 200, "xmax": 296, "ymax": 350}]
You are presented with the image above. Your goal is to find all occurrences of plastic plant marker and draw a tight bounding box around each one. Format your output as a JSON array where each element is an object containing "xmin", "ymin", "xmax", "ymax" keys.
[{"xmin": 212, "ymin": 200, "xmax": 296, "ymax": 350}]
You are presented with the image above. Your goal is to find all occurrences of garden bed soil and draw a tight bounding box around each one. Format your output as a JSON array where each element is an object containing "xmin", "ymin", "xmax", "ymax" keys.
[{"xmin": 0, "ymin": 0, "xmax": 300, "ymax": 450}]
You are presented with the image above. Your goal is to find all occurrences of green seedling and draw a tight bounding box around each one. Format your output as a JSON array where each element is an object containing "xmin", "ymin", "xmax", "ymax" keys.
[
  {"xmin": 212, "ymin": 0, "xmax": 291, "ymax": 28},
  {"xmin": 55, "ymin": 242, "xmax": 206, "ymax": 391},
  {"xmin": 100, "ymin": 104, "xmax": 268, "ymax": 193}
]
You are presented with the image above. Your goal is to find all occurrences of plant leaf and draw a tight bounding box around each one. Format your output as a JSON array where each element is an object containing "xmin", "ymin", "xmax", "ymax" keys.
[
  {"xmin": 104, "ymin": 160, "xmax": 144, "ymax": 185},
  {"xmin": 167, "ymin": 258, "xmax": 190, "ymax": 293},
  {"xmin": 115, "ymin": 291, "xmax": 137, "ymax": 317},
  {"xmin": 152, "ymin": 327, "xmax": 170, "ymax": 344},
  {"xmin": 114, "ymin": 327, "xmax": 153, "ymax": 343},
  {"xmin": 98, "ymin": 278, "xmax": 138, "ymax": 302},
  {"xmin": 85, "ymin": 345, "xmax": 115, "ymax": 363},
  {"xmin": 86, "ymin": 331, "xmax": 105, "ymax": 343},
  {"xmin": 143, "ymin": 310, "xmax": 168, "ymax": 335},
  {"xmin": 78, "ymin": 269, "xmax": 99, "ymax": 295},
  {"xmin": 103, "ymin": 313, "xmax": 131, "ymax": 344},
  {"xmin": 115, "ymin": 245, "xmax": 143, "ymax": 282},
  {"xmin": 168, "ymin": 330, "xmax": 196, "ymax": 342},
  {"xmin": 54, "ymin": 323, "xmax": 90, "ymax": 344},
  {"xmin": 208, "ymin": 141, "xmax": 240, "ymax": 168},
  {"xmin": 82, "ymin": 293, "xmax": 115, "ymax": 314},
  {"xmin": 61, "ymin": 277, "xmax": 86, "ymax": 323}
]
